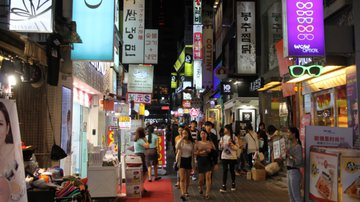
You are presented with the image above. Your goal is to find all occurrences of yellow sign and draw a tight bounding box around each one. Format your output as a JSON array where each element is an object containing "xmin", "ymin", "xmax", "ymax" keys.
[{"xmin": 119, "ymin": 116, "xmax": 130, "ymax": 122}]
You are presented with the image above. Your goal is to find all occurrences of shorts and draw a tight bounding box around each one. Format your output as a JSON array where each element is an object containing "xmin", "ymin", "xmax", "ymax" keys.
[
  {"xmin": 180, "ymin": 157, "xmax": 192, "ymax": 169},
  {"xmin": 135, "ymin": 153, "xmax": 147, "ymax": 172},
  {"xmin": 145, "ymin": 148, "xmax": 158, "ymax": 166}
]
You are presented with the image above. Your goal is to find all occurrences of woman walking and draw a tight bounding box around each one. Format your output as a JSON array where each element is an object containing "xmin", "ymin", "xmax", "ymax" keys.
[
  {"xmin": 194, "ymin": 130, "xmax": 215, "ymax": 199},
  {"xmin": 219, "ymin": 124, "xmax": 239, "ymax": 193},
  {"xmin": 244, "ymin": 124, "xmax": 259, "ymax": 169},
  {"xmin": 176, "ymin": 128, "xmax": 195, "ymax": 201},
  {"xmin": 145, "ymin": 125, "xmax": 161, "ymax": 182},
  {"xmin": 134, "ymin": 127, "xmax": 149, "ymax": 193},
  {"xmin": 286, "ymin": 127, "xmax": 303, "ymax": 202}
]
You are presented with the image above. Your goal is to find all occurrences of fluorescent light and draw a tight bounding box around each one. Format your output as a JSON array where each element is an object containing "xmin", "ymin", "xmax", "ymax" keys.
[{"xmin": 8, "ymin": 75, "xmax": 17, "ymax": 86}]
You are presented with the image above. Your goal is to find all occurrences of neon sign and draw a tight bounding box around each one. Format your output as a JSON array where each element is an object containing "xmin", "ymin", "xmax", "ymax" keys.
[{"xmin": 288, "ymin": 65, "xmax": 323, "ymax": 77}]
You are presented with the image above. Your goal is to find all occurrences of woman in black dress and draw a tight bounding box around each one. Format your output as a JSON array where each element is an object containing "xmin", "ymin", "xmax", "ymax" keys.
[{"xmin": 194, "ymin": 130, "xmax": 215, "ymax": 199}]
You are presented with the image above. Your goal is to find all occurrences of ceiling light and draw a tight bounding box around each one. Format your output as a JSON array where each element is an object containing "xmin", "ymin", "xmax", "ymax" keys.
[{"xmin": 8, "ymin": 74, "xmax": 17, "ymax": 86}]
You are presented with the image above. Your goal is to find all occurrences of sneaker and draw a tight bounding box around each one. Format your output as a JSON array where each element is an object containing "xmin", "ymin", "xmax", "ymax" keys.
[
  {"xmin": 220, "ymin": 185, "xmax": 227, "ymax": 193},
  {"xmin": 180, "ymin": 195, "xmax": 187, "ymax": 201},
  {"xmin": 192, "ymin": 176, "xmax": 197, "ymax": 181},
  {"xmin": 231, "ymin": 183, "xmax": 236, "ymax": 191}
]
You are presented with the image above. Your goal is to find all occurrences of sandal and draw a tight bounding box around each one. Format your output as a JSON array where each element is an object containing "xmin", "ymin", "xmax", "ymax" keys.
[
  {"xmin": 199, "ymin": 189, "xmax": 203, "ymax": 195},
  {"xmin": 204, "ymin": 195, "xmax": 210, "ymax": 200}
]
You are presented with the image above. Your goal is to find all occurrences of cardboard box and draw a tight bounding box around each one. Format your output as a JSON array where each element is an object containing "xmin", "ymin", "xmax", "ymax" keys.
[
  {"xmin": 126, "ymin": 184, "xmax": 142, "ymax": 198},
  {"xmin": 252, "ymin": 169, "xmax": 266, "ymax": 181},
  {"xmin": 125, "ymin": 167, "xmax": 142, "ymax": 184}
]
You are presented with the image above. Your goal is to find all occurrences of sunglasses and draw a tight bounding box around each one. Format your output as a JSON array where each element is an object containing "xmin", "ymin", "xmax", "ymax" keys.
[{"xmin": 289, "ymin": 65, "xmax": 323, "ymax": 77}]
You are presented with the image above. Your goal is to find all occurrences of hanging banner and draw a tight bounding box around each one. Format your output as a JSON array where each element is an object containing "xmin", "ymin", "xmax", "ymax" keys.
[
  {"xmin": 193, "ymin": 60, "xmax": 202, "ymax": 90},
  {"xmin": 283, "ymin": 0, "xmax": 325, "ymax": 57},
  {"xmin": 236, "ymin": 1, "xmax": 256, "ymax": 74},
  {"xmin": 184, "ymin": 53, "xmax": 193, "ymax": 77},
  {"xmin": 276, "ymin": 39, "xmax": 294, "ymax": 77},
  {"xmin": 156, "ymin": 130, "xmax": 166, "ymax": 166},
  {"xmin": 267, "ymin": 2, "xmax": 282, "ymax": 70},
  {"xmin": 193, "ymin": 25, "xmax": 203, "ymax": 60},
  {"xmin": 193, "ymin": 0, "xmax": 202, "ymax": 24},
  {"xmin": 203, "ymin": 25, "xmax": 213, "ymax": 89},
  {"xmin": 9, "ymin": 0, "xmax": 53, "ymax": 33},
  {"xmin": 0, "ymin": 99, "xmax": 28, "ymax": 202},
  {"xmin": 71, "ymin": 0, "xmax": 114, "ymax": 60},
  {"xmin": 144, "ymin": 29, "xmax": 158, "ymax": 64},
  {"xmin": 128, "ymin": 65, "xmax": 154, "ymax": 93},
  {"xmin": 122, "ymin": 0, "xmax": 145, "ymax": 63},
  {"xmin": 171, "ymin": 73, "xmax": 178, "ymax": 89}
]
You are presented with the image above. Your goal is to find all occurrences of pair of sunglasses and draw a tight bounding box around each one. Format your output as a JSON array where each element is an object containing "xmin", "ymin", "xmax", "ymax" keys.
[{"xmin": 288, "ymin": 65, "xmax": 323, "ymax": 77}]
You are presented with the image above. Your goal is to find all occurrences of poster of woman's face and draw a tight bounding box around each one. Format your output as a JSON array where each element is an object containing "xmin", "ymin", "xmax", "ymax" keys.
[{"xmin": 0, "ymin": 99, "xmax": 27, "ymax": 201}]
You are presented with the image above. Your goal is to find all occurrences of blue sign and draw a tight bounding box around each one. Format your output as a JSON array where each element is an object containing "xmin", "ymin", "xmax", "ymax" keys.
[{"xmin": 71, "ymin": 0, "xmax": 114, "ymax": 61}]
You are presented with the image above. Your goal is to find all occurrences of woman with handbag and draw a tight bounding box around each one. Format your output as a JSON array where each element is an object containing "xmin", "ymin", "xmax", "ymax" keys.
[
  {"xmin": 244, "ymin": 124, "xmax": 259, "ymax": 169},
  {"xmin": 145, "ymin": 125, "xmax": 161, "ymax": 182},
  {"xmin": 219, "ymin": 124, "xmax": 239, "ymax": 193},
  {"xmin": 176, "ymin": 128, "xmax": 195, "ymax": 201},
  {"xmin": 194, "ymin": 129, "xmax": 215, "ymax": 199}
]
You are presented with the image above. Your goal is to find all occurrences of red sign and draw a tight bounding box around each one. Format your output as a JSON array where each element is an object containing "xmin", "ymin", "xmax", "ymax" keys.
[
  {"xmin": 74, "ymin": 87, "xmax": 92, "ymax": 107},
  {"xmin": 127, "ymin": 93, "xmax": 152, "ymax": 104},
  {"xmin": 193, "ymin": 25, "xmax": 203, "ymax": 60},
  {"xmin": 157, "ymin": 131, "xmax": 166, "ymax": 166},
  {"xmin": 182, "ymin": 100, "xmax": 191, "ymax": 108},
  {"xmin": 190, "ymin": 108, "xmax": 199, "ymax": 117},
  {"xmin": 161, "ymin": 106, "xmax": 170, "ymax": 110}
]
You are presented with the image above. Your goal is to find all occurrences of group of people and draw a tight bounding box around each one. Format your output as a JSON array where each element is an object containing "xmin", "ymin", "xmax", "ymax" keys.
[{"xmin": 170, "ymin": 120, "xmax": 303, "ymax": 202}]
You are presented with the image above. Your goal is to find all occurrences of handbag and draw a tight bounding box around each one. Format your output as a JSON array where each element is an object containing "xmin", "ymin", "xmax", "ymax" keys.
[{"xmin": 51, "ymin": 143, "xmax": 67, "ymax": 161}]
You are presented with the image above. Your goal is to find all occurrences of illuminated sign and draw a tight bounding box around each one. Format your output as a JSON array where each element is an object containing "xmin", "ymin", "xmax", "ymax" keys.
[
  {"xmin": 10, "ymin": 0, "xmax": 53, "ymax": 33},
  {"xmin": 184, "ymin": 53, "xmax": 193, "ymax": 76},
  {"xmin": 128, "ymin": 65, "xmax": 154, "ymax": 93},
  {"xmin": 127, "ymin": 93, "xmax": 152, "ymax": 104},
  {"xmin": 250, "ymin": 78, "xmax": 264, "ymax": 91},
  {"xmin": 283, "ymin": 0, "xmax": 325, "ymax": 57},
  {"xmin": 171, "ymin": 73, "xmax": 178, "ymax": 89},
  {"xmin": 193, "ymin": 25, "xmax": 203, "ymax": 60},
  {"xmin": 193, "ymin": 60, "xmax": 202, "ymax": 89},
  {"xmin": 72, "ymin": 0, "xmax": 114, "ymax": 60},
  {"xmin": 144, "ymin": 29, "xmax": 158, "ymax": 64},
  {"xmin": 220, "ymin": 82, "xmax": 233, "ymax": 95},
  {"xmin": 203, "ymin": 25, "xmax": 213, "ymax": 88},
  {"xmin": 288, "ymin": 65, "xmax": 323, "ymax": 77},
  {"xmin": 193, "ymin": 0, "xmax": 202, "ymax": 24}
]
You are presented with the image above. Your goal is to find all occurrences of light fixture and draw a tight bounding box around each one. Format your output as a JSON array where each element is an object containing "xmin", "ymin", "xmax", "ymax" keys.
[
  {"xmin": 7, "ymin": 74, "xmax": 17, "ymax": 86},
  {"xmin": 144, "ymin": 110, "xmax": 150, "ymax": 117},
  {"xmin": 257, "ymin": 81, "xmax": 281, "ymax": 91}
]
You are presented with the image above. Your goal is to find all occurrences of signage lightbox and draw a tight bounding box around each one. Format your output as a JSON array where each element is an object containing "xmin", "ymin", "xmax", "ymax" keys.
[
  {"xmin": 283, "ymin": 0, "xmax": 325, "ymax": 57},
  {"xmin": 193, "ymin": 0, "xmax": 202, "ymax": 24},
  {"xmin": 127, "ymin": 93, "xmax": 152, "ymax": 104},
  {"xmin": 203, "ymin": 25, "xmax": 213, "ymax": 88},
  {"xmin": 193, "ymin": 60, "xmax": 202, "ymax": 89},
  {"xmin": 144, "ymin": 29, "xmax": 158, "ymax": 64},
  {"xmin": 220, "ymin": 82, "xmax": 232, "ymax": 95},
  {"xmin": 71, "ymin": 0, "xmax": 114, "ymax": 60},
  {"xmin": 10, "ymin": 0, "xmax": 53, "ymax": 33},
  {"xmin": 127, "ymin": 65, "xmax": 154, "ymax": 93},
  {"xmin": 122, "ymin": 0, "xmax": 145, "ymax": 64},
  {"xmin": 193, "ymin": 25, "xmax": 203, "ymax": 60}
]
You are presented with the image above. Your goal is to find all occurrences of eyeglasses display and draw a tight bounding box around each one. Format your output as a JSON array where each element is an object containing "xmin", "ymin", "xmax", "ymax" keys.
[{"xmin": 289, "ymin": 65, "xmax": 323, "ymax": 77}]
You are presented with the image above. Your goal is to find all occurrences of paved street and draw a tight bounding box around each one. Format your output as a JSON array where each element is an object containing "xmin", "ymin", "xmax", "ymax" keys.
[{"xmin": 166, "ymin": 148, "xmax": 290, "ymax": 202}]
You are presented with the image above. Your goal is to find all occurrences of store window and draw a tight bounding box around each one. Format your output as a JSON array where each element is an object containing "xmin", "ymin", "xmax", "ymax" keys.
[
  {"xmin": 314, "ymin": 89, "xmax": 335, "ymax": 127},
  {"xmin": 335, "ymin": 85, "xmax": 348, "ymax": 127}
]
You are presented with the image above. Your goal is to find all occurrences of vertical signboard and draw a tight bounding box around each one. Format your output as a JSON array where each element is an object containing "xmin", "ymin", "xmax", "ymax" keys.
[
  {"xmin": 123, "ymin": 0, "xmax": 145, "ymax": 64},
  {"xmin": 72, "ymin": 0, "xmax": 114, "ymax": 60},
  {"xmin": 128, "ymin": 65, "xmax": 154, "ymax": 93},
  {"xmin": 346, "ymin": 65, "xmax": 359, "ymax": 148},
  {"xmin": 193, "ymin": 25, "xmax": 203, "ymax": 60},
  {"xmin": 184, "ymin": 53, "xmax": 193, "ymax": 76},
  {"xmin": 144, "ymin": 29, "xmax": 158, "ymax": 64},
  {"xmin": 268, "ymin": 2, "xmax": 282, "ymax": 70},
  {"xmin": 193, "ymin": 0, "xmax": 202, "ymax": 24},
  {"xmin": 237, "ymin": 1, "xmax": 256, "ymax": 74},
  {"xmin": 282, "ymin": 0, "xmax": 325, "ymax": 57},
  {"xmin": 9, "ymin": 0, "xmax": 53, "ymax": 33},
  {"xmin": 171, "ymin": 73, "xmax": 178, "ymax": 89},
  {"xmin": 193, "ymin": 60, "xmax": 202, "ymax": 89},
  {"xmin": 215, "ymin": 3, "xmax": 223, "ymax": 59},
  {"xmin": 203, "ymin": 25, "xmax": 213, "ymax": 89}
]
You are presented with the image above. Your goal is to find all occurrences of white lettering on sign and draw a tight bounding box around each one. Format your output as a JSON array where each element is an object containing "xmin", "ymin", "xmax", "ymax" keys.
[{"xmin": 89, "ymin": 62, "xmax": 107, "ymax": 75}]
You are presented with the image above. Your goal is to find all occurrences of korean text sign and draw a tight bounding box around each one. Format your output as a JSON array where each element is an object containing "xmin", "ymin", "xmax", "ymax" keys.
[
  {"xmin": 144, "ymin": 29, "xmax": 158, "ymax": 64},
  {"xmin": 71, "ymin": 0, "xmax": 114, "ymax": 60},
  {"xmin": 122, "ymin": 0, "xmax": 145, "ymax": 63},
  {"xmin": 283, "ymin": 0, "xmax": 325, "ymax": 57}
]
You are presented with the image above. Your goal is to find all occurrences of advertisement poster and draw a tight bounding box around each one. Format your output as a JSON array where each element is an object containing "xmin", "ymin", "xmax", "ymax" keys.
[
  {"xmin": 346, "ymin": 65, "xmax": 359, "ymax": 148},
  {"xmin": 0, "ymin": 99, "xmax": 27, "ymax": 202},
  {"xmin": 156, "ymin": 130, "xmax": 166, "ymax": 167},
  {"xmin": 309, "ymin": 151, "xmax": 339, "ymax": 202},
  {"xmin": 341, "ymin": 156, "xmax": 360, "ymax": 202},
  {"xmin": 61, "ymin": 87, "xmax": 72, "ymax": 155},
  {"xmin": 273, "ymin": 140, "xmax": 281, "ymax": 159},
  {"xmin": 127, "ymin": 65, "xmax": 154, "ymax": 93},
  {"xmin": 304, "ymin": 126, "xmax": 353, "ymax": 201}
]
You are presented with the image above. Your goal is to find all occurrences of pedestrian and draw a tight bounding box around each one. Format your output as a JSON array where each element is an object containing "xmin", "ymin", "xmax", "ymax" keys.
[
  {"xmin": 219, "ymin": 124, "xmax": 239, "ymax": 193},
  {"xmin": 194, "ymin": 129, "xmax": 215, "ymax": 199},
  {"xmin": 134, "ymin": 127, "xmax": 149, "ymax": 193},
  {"xmin": 244, "ymin": 123, "xmax": 259, "ymax": 169},
  {"xmin": 174, "ymin": 125, "xmax": 185, "ymax": 188},
  {"xmin": 176, "ymin": 128, "xmax": 195, "ymax": 201},
  {"xmin": 257, "ymin": 122, "xmax": 268, "ymax": 162},
  {"xmin": 145, "ymin": 125, "xmax": 161, "ymax": 182},
  {"xmin": 190, "ymin": 120, "xmax": 199, "ymax": 181},
  {"xmin": 235, "ymin": 131, "xmax": 246, "ymax": 176},
  {"xmin": 204, "ymin": 121, "xmax": 219, "ymax": 167},
  {"xmin": 171, "ymin": 123, "xmax": 179, "ymax": 154},
  {"xmin": 286, "ymin": 127, "xmax": 303, "ymax": 202},
  {"xmin": 267, "ymin": 125, "xmax": 279, "ymax": 161}
]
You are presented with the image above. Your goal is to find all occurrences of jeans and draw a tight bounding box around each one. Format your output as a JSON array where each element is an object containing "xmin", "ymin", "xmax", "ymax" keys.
[
  {"xmin": 222, "ymin": 159, "xmax": 237, "ymax": 186},
  {"xmin": 236, "ymin": 152, "xmax": 246, "ymax": 171},
  {"xmin": 247, "ymin": 153, "xmax": 255, "ymax": 168},
  {"xmin": 287, "ymin": 169, "xmax": 302, "ymax": 202}
]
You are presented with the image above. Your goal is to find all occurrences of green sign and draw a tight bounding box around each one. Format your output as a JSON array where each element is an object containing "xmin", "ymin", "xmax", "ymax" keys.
[{"xmin": 289, "ymin": 65, "xmax": 323, "ymax": 77}]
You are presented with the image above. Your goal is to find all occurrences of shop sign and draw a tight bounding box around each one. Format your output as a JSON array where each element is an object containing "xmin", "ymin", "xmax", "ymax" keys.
[
  {"xmin": 119, "ymin": 116, "xmax": 131, "ymax": 129},
  {"xmin": 193, "ymin": 0, "xmax": 202, "ymax": 24},
  {"xmin": 283, "ymin": 0, "xmax": 325, "ymax": 57},
  {"xmin": 171, "ymin": 73, "xmax": 178, "ymax": 89},
  {"xmin": 89, "ymin": 62, "xmax": 108, "ymax": 75},
  {"xmin": 127, "ymin": 65, "xmax": 154, "ymax": 93},
  {"xmin": 250, "ymin": 77, "xmax": 263, "ymax": 91},
  {"xmin": 71, "ymin": 0, "xmax": 114, "ymax": 60},
  {"xmin": 127, "ymin": 93, "xmax": 152, "ymax": 104},
  {"xmin": 220, "ymin": 82, "xmax": 232, "ymax": 95},
  {"xmin": 0, "ymin": 99, "xmax": 28, "ymax": 201},
  {"xmin": 215, "ymin": 3, "xmax": 223, "ymax": 59},
  {"xmin": 346, "ymin": 66, "xmax": 359, "ymax": 148},
  {"xmin": 236, "ymin": 1, "xmax": 256, "ymax": 74},
  {"xmin": 193, "ymin": 25, "xmax": 203, "ymax": 60},
  {"xmin": 74, "ymin": 87, "xmax": 91, "ymax": 108},
  {"xmin": 144, "ymin": 29, "xmax": 158, "ymax": 64},
  {"xmin": 203, "ymin": 25, "xmax": 213, "ymax": 88},
  {"xmin": 9, "ymin": 0, "xmax": 53, "ymax": 33},
  {"xmin": 289, "ymin": 65, "xmax": 323, "ymax": 77},
  {"xmin": 190, "ymin": 108, "xmax": 199, "ymax": 117},
  {"xmin": 184, "ymin": 53, "xmax": 193, "ymax": 77},
  {"xmin": 203, "ymin": 3, "xmax": 213, "ymax": 25},
  {"xmin": 122, "ymin": 0, "xmax": 145, "ymax": 64},
  {"xmin": 182, "ymin": 100, "xmax": 191, "ymax": 108},
  {"xmin": 161, "ymin": 106, "xmax": 170, "ymax": 110},
  {"xmin": 276, "ymin": 39, "xmax": 294, "ymax": 77},
  {"xmin": 309, "ymin": 151, "xmax": 339, "ymax": 202},
  {"xmin": 341, "ymin": 156, "xmax": 360, "ymax": 202},
  {"xmin": 156, "ymin": 130, "xmax": 167, "ymax": 166},
  {"xmin": 193, "ymin": 60, "xmax": 202, "ymax": 89},
  {"xmin": 183, "ymin": 93, "xmax": 192, "ymax": 100},
  {"xmin": 304, "ymin": 126, "xmax": 353, "ymax": 201},
  {"xmin": 184, "ymin": 109, "xmax": 190, "ymax": 114},
  {"xmin": 267, "ymin": 2, "xmax": 282, "ymax": 70}
]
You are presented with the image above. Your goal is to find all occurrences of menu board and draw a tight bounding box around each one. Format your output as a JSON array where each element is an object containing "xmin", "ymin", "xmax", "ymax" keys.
[
  {"xmin": 309, "ymin": 151, "xmax": 339, "ymax": 202},
  {"xmin": 341, "ymin": 156, "xmax": 360, "ymax": 202}
]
